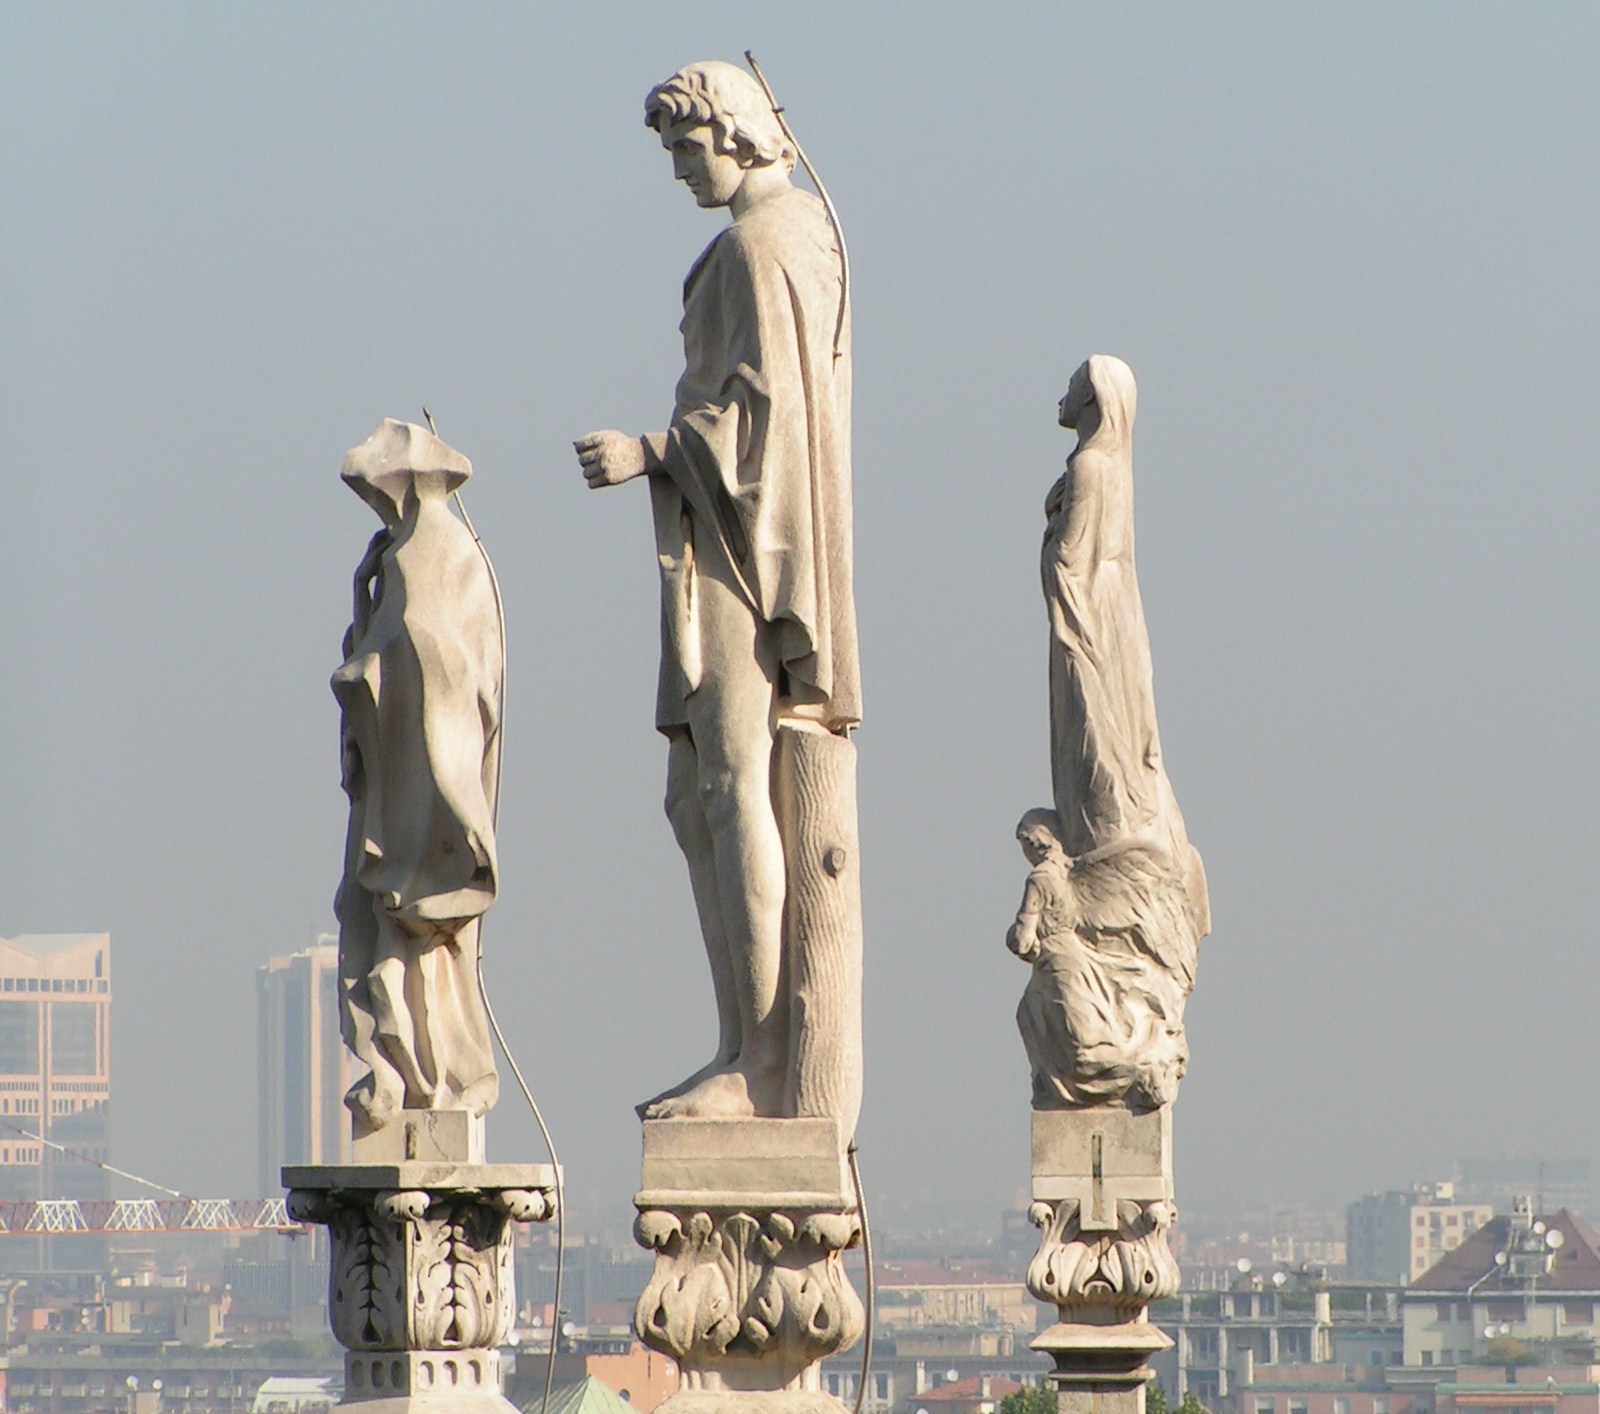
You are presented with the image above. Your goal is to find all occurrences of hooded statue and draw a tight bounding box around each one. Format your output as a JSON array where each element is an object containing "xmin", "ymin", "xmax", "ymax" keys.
[{"xmin": 332, "ymin": 419, "xmax": 501, "ymax": 1128}]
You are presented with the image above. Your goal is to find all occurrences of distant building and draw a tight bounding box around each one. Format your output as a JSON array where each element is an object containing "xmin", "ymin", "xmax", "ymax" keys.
[
  {"xmin": 256, "ymin": 938, "xmax": 351, "ymax": 1194},
  {"xmin": 1233, "ymin": 1360, "xmax": 1600, "ymax": 1414},
  {"xmin": 1230, "ymin": 1200, "xmax": 1600, "ymax": 1414},
  {"xmin": 1348, "ymin": 1185, "xmax": 1494, "ymax": 1284},
  {"xmin": 872, "ymin": 1259, "xmax": 1036, "ymax": 1332},
  {"xmin": 0, "ymin": 934, "xmax": 112, "ymax": 1214},
  {"xmin": 1404, "ymin": 1198, "xmax": 1600, "ymax": 1367},
  {"xmin": 251, "ymin": 1377, "xmax": 340, "ymax": 1414},
  {"xmin": 1150, "ymin": 1279, "xmax": 1404, "ymax": 1405}
]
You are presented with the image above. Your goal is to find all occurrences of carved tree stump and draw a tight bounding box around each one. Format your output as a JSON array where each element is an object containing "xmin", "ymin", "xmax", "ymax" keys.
[{"xmin": 777, "ymin": 727, "xmax": 863, "ymax": 1138}]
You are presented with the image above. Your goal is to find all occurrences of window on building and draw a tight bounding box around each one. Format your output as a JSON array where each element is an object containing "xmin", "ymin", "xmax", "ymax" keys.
[
  {"xmin": 873, "ymin": 1374, "xmax": 889, "ymax": 1403},
  {"xmin": 1255, "ymin": 1399, "xmax": 1275, "ymax": 1414},
  {"xmin": 1335, "ymin": 1398, "xmax": 1351, "ymax": 1414},
  {"xmin": 1422, "ymin": 1351, "xmax": 1434, "ymax": 1367},
  {"xmin": 1374, "ymin": 1399, "xmax": 1390, "ymax": 1414},
  {"xmin": 50, "ymin": 1004, "xmax": 97, "ymax": 1075},
  {"xmin": 1437, "ymin": 1302, "xmax": 1453, "ymax": 1322},
  {"xmin": 1288, "ymin": 1399, "xmax": 1308, "ymax": 1414},
  {"xmin": 1565, "ymin": 1303, "xmax": 1594, "ymax": 1326},
  {"xmin": 0, "ymin": 1003, "xmax": 40, "ymax": 1074}
]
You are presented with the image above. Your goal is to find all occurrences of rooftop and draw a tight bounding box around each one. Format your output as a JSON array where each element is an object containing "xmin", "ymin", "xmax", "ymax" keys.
[{"xmin": 1411, "ymin": 1209, "xmax": 1600, "ymax": 1293}]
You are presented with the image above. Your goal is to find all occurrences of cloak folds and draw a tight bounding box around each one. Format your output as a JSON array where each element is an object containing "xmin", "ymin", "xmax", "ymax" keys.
[
  {"xmin": 645, "ymin": 185, "xmax": 861, "ymax": 731},
  {"xmin": 332, "ymin": 478, "xmax": 502, "ymax": 1120}
]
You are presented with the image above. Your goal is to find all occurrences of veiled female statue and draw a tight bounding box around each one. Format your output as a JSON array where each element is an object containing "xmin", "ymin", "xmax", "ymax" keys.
[
  {"xmin": 332, "ymin": 420, "xmax": 502, "ymax": 1129},
  {"xmin": 1009, "ymin": 357, "xmax": 1208, "ymax": 1112}
]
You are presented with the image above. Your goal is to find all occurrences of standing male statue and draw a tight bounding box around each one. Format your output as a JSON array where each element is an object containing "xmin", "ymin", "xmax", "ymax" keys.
[{"xmin": 575, "ymin": 60, "xmax": 861, "ymax": 1128}]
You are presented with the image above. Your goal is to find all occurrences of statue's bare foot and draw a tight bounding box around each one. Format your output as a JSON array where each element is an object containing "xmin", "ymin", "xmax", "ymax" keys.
[
  {"xmin": 635, "ymin": 1051, "xmax": 740, "ymax": 1119},
  {"xmin": 641, "ymin": 1069, "xmax": 755, "ymax": 1120},
  {"xmin": 640, "ymin": 1059, "xmax": 784, "ymax": 1121}
]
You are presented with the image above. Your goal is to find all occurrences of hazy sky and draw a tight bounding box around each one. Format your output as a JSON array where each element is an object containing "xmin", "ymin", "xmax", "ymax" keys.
[{"xmin": 4, "ymin": 4, "xmax": 1597, "ymax": 1235}]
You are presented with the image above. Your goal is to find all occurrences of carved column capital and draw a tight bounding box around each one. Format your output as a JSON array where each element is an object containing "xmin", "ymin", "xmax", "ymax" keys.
[
  {"xmin": 286, "ymin": 1164, "xmax": 557, "ymax": 1412},
  {"xmin": 634, "ymin": 1204, "xmax": 864, "ymax": 1389},
  {"xmin": 1026, "ymin": 1196, "xmax": 1180, "ymax": 1313}
]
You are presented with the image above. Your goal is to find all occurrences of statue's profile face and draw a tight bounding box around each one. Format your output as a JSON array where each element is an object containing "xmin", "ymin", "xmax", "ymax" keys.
[
  {"xmin": 1059, "ymin": 364, "xmax": 1095, "ymax": 429},
  {"xmin": 660, "ymin": 118, "xmax": 745, "ymax": 209}
]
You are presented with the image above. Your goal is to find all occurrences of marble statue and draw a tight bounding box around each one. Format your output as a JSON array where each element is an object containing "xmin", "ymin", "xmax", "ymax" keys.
[
  {"xmin": 333, "ymin": 419, "xmax": 502, "ymax": 1130},
  {"xmin": 574, "ymin": 60, "xmax": 862, "ymax": 1131},
  {"xmin": 1009, "ymin": 356, "xmax": 1209, "ymax": 1113},
  {"xmin": 1009, "ymin": 358, "xmax": 1209, "ymax": 1413}
]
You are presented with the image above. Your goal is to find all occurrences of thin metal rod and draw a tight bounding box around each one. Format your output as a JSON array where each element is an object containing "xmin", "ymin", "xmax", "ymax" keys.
[
  {"xmin": 427, "ymin": 407, "xmax": 567, "ymax": 1414},
  {"xmin": 849, "ymin": 1142, "xmax": 875, "ymax": 1414},
  {"xmin": 744, "ymin": 51, "xmax": 850, "ymax": 360}
]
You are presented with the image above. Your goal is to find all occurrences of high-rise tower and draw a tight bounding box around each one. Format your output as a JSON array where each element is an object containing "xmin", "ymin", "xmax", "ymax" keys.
[
  {"xmin": 256, "ymin": 937, "xmax": 351, "ymax": 1195},
  {"xmin": 0, "ymin": 933, "xmax": 112, "ymax": 1205}
]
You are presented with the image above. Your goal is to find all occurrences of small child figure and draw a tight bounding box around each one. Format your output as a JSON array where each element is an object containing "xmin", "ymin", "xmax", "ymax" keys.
[{"xmin": 1007, "ymin": 807, "xmax": 1074, "ymax": 964}]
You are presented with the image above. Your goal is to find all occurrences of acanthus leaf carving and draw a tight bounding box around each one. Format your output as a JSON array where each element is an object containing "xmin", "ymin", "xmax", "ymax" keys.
[
  {"xmin": 634, "ymin": 1206, "xmax": 864, "ymax": 1380},
  {"xmin": 1026, "ymin": 1197, "xmax": 1180, "ymax": 1314},
  {"xmin": 299, "ymin": 1185, "xmax": 549, "ymax": 1353}
]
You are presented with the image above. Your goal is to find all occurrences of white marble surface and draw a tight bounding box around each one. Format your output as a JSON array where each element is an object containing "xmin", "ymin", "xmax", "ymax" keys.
[
  {"xmin": 575, "ymin": 62, "xmax": 862, "ymax": 1134},
  {"xmin": 1009, "ymin": 359, "xmax": 1209, "ymax": 1113},
  {"xmin": 334, "ymin": 419, "xmax": 503, "ymax": 1130}
]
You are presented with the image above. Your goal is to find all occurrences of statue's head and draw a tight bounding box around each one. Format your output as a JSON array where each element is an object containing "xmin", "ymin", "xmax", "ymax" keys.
[
  {"xmin": 342, "ymin": 418, "xmax": 470, "ymax": 527},
  {"xmin": 1059, "ymin": 355, "xmax": 1137, "ymax": 445},
  {"xmin": 645, "ymin": 61, "xmax": 796, "ymax": 208},
  {"xmin": 1016, "ymin": 808, "xmax": 1066, "ymax": 866}
]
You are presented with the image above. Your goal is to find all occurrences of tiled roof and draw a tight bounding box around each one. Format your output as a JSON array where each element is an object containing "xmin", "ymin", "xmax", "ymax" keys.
[
  {"xmin": 1411, "ymin": 1210, "xmax": 1600, "ymax": 1292},
  {"xmin": 520, "ymin": 1377, "xmax": 637, "ymax": 1414}
]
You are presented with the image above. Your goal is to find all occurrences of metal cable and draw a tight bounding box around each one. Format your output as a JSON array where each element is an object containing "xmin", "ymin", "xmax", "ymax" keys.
[
  {"xmin": 427, "ymin": 409, "xmax": 566, "ymax": 1414},
  {"xmin": 849, "ymin": 1142, "xmax": 875, "ymax": 1414},
  {"xmin": 744, "ymin": 51, "xmax": 850, "ymax": 361}
]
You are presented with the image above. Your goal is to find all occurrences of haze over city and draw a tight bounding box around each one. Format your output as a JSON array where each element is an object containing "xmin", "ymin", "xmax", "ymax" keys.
[{"xmin": 4, "ymin": 4, "xmax": 1597, "ymax": 1235}]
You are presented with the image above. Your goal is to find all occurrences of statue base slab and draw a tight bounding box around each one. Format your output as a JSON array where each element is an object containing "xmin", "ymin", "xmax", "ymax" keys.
[
  {"xmin": 634, "ymin": 1119, "xmax": 862, "ymax": 1410},
  {"xmin": 286, "ymin": 1161, "xmax": 557, "ymax": 1414},
  {"xmin": 351, "ymin": 1108, "xmax": 486, "ymax": 1164},
  {"xmin": 1031, "ymin": 1107, "xmax": 1170, "ymax": 1227}
]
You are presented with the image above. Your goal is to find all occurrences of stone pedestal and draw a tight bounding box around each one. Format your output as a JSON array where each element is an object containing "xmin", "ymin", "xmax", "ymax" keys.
[
  {"xmin": 286, "ymin": 1113, "xmax": 557, "ymax": 1414},
  {"xmin": 633, "ymin": 1118, "xmax": 863, "ymax": 1414},
  {"xmin": 1027, "ymin": 1108, "xmax": 1178, "ymax": 1414}
]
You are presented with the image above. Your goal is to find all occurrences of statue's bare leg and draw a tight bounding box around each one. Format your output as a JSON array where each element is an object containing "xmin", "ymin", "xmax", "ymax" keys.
[
  {"xmin": 639, "ymin": 731, "xmax": 742, "ymax": 1114},
  {"xmin": 645, "ymin": 558, "xmax": 787, "ymax": 1120}
]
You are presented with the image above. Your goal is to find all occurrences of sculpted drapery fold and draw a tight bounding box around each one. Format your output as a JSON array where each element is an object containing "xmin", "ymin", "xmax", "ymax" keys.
[
  {"xmin": 333, "ymin": 426, "xmax": 502, "ymax": 1127},
  {"xmin": 646, "ymin": 186, "xmax": 859, "ymax": 733},
  {"xmin": 1011, "ymin": 357, "xmax": 1208, "ymax": 1114}
]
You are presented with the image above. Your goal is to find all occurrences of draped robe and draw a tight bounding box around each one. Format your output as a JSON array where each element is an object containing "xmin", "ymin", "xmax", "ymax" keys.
[{"xmin": 644, "ymin": 185, "xmax": 860, "ymax": 731}]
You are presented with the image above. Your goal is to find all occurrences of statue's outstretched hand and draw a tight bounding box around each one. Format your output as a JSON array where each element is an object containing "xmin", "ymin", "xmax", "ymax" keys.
[{"xmin": 575, "ymin": 430, "xmax": 647, "ymax": 488}]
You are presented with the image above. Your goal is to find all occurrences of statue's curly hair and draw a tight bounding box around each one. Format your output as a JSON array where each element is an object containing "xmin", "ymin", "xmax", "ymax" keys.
[{"xmin": 644, "ymin": 60, "xmax": 796, "ymax": 172}]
